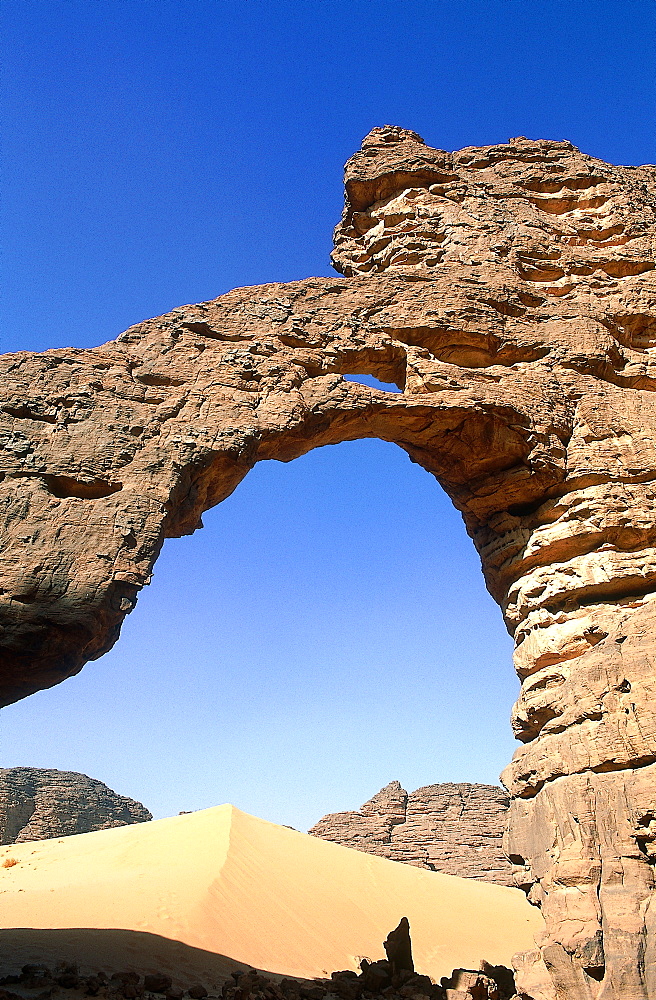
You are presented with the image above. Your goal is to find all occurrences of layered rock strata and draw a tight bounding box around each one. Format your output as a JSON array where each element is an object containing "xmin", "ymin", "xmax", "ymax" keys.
[
  {"xmin": 0, "ymin": 126, "xmax": 655, "ymax": 997},
  {"xmin": 309, "ymin": 780, "xmax": 514, "ymax": 884},
  {"xmin": 0, "ymin": 767, "xmax": 152, "ymax": 844}
]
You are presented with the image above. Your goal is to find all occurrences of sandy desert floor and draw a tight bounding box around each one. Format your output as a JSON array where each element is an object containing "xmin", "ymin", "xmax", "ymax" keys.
[{"xmin": 0, "ymin": 805, "xmax": 543, "ymax": 987}]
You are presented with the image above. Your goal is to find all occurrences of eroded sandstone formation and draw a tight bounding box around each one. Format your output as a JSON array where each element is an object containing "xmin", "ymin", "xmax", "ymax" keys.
[
  {"xmin": 1, "ymin": 126, "xmax": 655, "ymax": 998},
  {"xmin": 309, "ymin": 780, "xmax": 514, "ymax": 884},
  {"xmin": 0, "ymin": 767, "xmax": 152, "ymax": 844}
]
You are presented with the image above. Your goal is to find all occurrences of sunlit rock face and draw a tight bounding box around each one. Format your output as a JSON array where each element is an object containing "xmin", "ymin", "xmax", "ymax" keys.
[
  {"xmin": 0, "ymin": 125, "xmax": 655, "ymax": 998},
  {"xmin": 309, "ymin": 779, "xmax": 514, "ymax": 885}
]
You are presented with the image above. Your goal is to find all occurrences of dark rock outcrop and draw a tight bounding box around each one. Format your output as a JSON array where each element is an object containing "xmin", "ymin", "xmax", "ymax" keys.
[
  {"xmin": 0, "ymin": 767, "xmax": 152, "ymax": 844},
  {"xmin": 309, "ymin": 781, "xmax": 513, "ymax": 885},
  {"xmin": 0, "ymin": 957, "xmax": 516, "ymax": 1000},
  {"xmin": 383, "ymin": 917, "xmax": 414, "ymax": 976}
]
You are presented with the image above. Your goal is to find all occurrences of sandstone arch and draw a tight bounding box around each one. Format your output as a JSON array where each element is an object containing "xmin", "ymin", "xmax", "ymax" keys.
[{"xmin": 1, "ymin": 127, "xmax": 656, "ymax": 999}]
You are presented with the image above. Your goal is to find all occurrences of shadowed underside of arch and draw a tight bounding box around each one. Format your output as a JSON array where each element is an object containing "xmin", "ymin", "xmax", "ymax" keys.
[{"xmin": 1, "ymin": 127, "xmax": 656, "ymax": 999}]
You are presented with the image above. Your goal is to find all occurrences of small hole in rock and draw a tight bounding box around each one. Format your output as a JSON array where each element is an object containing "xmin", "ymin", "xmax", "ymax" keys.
[{"xmin": 344, "ymin": 374, "xmax": 402, "ymax": 393}]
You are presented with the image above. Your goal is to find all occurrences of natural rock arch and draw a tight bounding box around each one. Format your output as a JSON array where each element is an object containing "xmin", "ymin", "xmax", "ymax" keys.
[{"xmin": 1, "ymin": 126, "xmax": 656, "ymax": 999}]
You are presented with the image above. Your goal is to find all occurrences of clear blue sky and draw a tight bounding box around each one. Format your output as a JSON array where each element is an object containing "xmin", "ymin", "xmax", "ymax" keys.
[{"xmin": 1, "ymin": 0, "xmax": 654, "ymax": 830}]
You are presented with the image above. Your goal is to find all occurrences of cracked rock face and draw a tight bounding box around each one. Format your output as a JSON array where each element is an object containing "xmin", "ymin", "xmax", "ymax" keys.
[
  {"xmin": 309, "ymin": 779, "xmax": 514, "ymax": 884},
  {"xmin": 0, "ymin": 767, "xmax": 152, "ymax": 844},
  {"xmin": 1, "ymin": 125, "xmax": 655, "ymax": 998}
]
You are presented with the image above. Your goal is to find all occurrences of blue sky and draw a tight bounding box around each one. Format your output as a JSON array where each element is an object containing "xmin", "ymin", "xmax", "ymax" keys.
[{"xmin": 1, "ymin": 0, "xmax": 655, "ymax": 830}]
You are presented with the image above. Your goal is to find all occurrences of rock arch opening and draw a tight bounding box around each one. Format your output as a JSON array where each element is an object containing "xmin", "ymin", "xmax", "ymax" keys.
[{"xmin": 1, "ymin": 438, "xmax": 516, "ymax": 837}]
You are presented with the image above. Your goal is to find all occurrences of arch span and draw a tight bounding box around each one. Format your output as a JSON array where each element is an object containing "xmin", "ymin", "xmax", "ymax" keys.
[
  {"xmin": 1, "ymin": 127, "xmax": 656, "ymax": 998},
  {"xmin": 0, "ymin": 272, "xmax": 559, "ymax": 701}
]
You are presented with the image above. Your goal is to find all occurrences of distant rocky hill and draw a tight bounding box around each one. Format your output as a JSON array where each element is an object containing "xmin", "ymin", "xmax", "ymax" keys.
[
  {"xmin": 309, "ymin": 780, "xmax": 514, "ymax": 885},
  {"xmin": 0, "ymin": 767, "xmax": 152, "ymax": 844}
]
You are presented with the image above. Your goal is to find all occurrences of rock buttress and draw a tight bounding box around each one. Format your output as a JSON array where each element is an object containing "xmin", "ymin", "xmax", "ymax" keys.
[{"xmin": 1, "ymin": 125, "xmax": 656, "ymax": 998}]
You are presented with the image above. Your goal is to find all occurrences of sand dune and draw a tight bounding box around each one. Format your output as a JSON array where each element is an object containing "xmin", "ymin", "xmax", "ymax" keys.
[{"xmin": 0, "ymin": 804, "xmax": 543, "ymax": 986}]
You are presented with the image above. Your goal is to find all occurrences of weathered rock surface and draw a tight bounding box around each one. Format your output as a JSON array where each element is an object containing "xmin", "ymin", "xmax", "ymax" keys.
[
  {"xmin": 1, "ymin": 125, "xmax": 655, "ymax": 997},
  {"xmin": 0, "ymin": 767, "xmax": 152, "ymax": 844},
  {"xmin": 309, "ymin": 780, "xmax": 514, "ymax": 884}
]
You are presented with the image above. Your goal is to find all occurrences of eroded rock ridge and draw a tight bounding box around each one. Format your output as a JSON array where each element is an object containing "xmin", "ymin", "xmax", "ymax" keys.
[
  {"xmin": 309, "ymin": 780, "xmax": 513, "ymax": 885},
  {"xmin": 0, "ymin": 768, "xmax": 152, "ymax": 844},
  {"xmin": 1, "ymin": 126, "xmax": 656, "ymax": 998}
]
